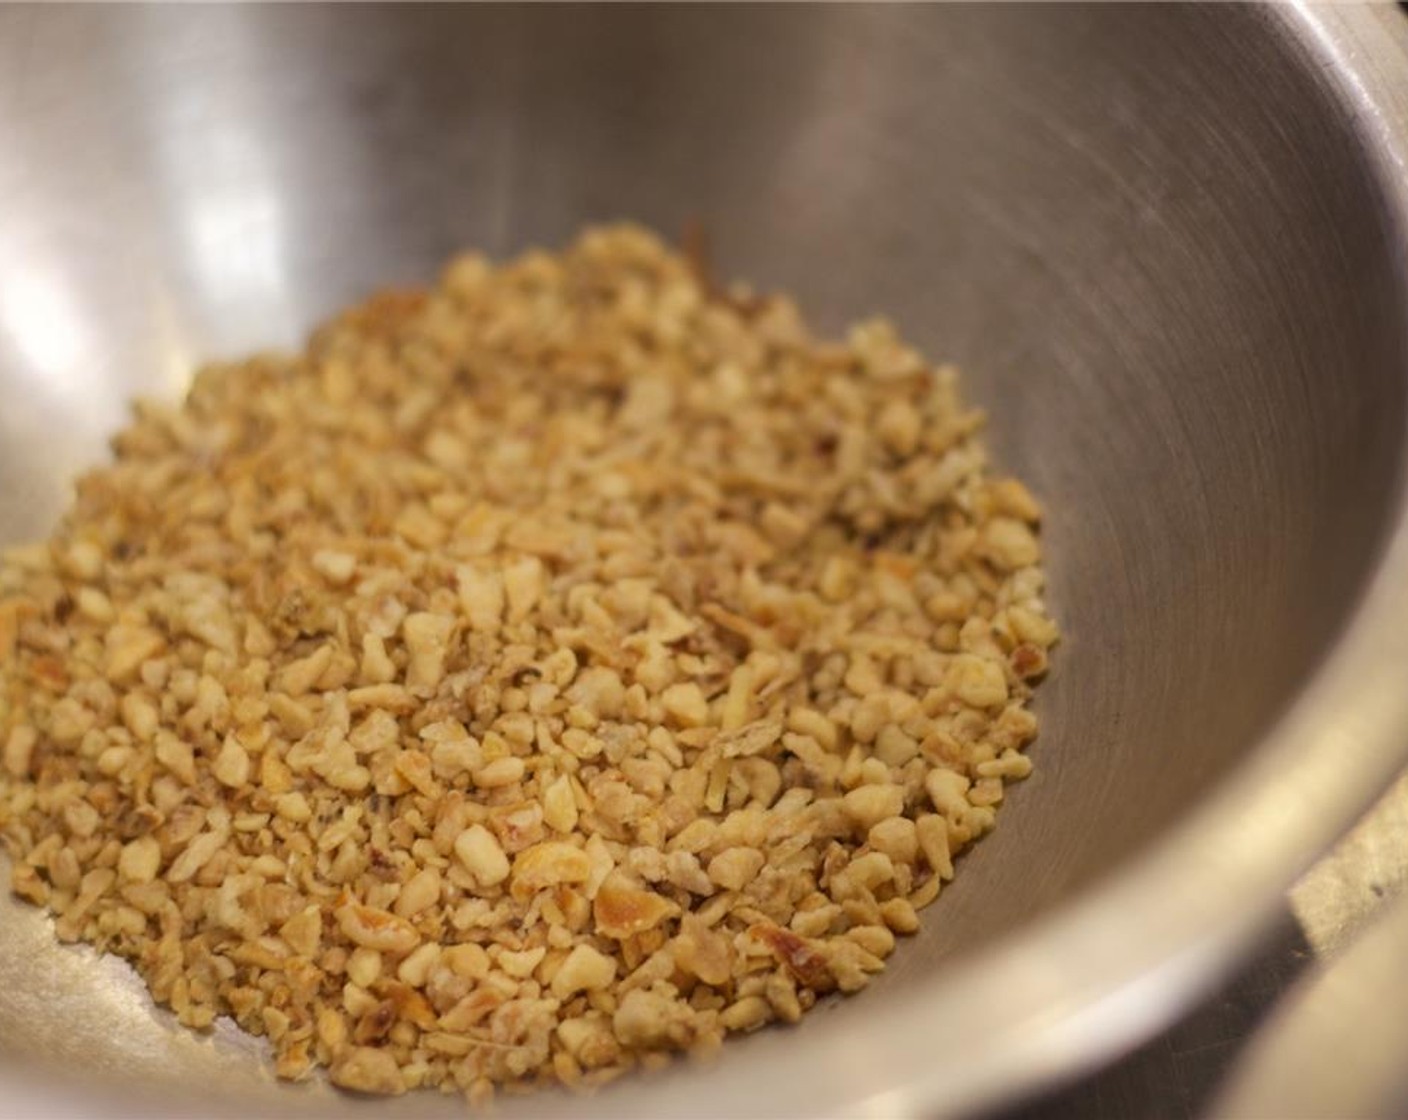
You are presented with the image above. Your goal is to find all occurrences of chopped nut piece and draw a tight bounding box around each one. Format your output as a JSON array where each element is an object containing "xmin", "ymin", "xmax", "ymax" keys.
[
  {"xmin": 402, "ymin": 612, "xmax": 453, "ymax": 694},
  {"xmin": 842, "ymin": 784, "xmax": 906, "ymax": 832},
  {"xmin": 511, "ymin": 841, "xmax": 591, "ymax": 900},
  {"xmin": 706, "ymin": 847, "xmax": 765, "ymax": 891},
  {"xmin": 213, "ymin": 736, "xmax": 251, "ymax": 788},
  {"xmin": 660, "ymin": 682, "xmax": 710, "ymax": 728},
  {"xmin": 335, "ymin": 900, "xmax": 420, "ymax": 954},
  {"xmin": 330, "ymin": 1047, "xmax": 406, "ymax": 1096},
  {"xmin": 312, "ymin": 550, "xmax": 358, "ymax": 586},
  {"xmin": 2, "ymin": 726, "xmax": 36, "ymax": 779},
  {"xmin": 551, "ymin": 944, "xmax": 618, "ymax": 998},
  {"xmin": 593, "ymin": 875, "xmax": 677, "ymax": 939},
  {"xmin": 453, "ymin": 824, "xmax": 511, "ymax": 888},
  {"xmin": 117, "ymin": 837, "xmax": 162, "ymax": 884}
]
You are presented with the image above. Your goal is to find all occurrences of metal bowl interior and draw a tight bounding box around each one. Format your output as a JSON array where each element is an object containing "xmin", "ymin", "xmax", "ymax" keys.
[{"xmin": 2, "ymin": 5, "xmax": 1407, "ymax": 1118}]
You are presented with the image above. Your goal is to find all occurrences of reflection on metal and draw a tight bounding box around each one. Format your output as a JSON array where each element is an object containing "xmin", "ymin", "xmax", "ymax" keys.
[{"xmin": 0, "ymin": 268, "xmax": 88, "ymax": 402}]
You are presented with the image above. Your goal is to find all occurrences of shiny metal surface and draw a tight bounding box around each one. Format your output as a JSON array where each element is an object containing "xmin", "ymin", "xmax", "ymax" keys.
[
  {"xmin": 2, "ymin": 5, "xmax": 1408, "ymax": 1118},
  {"xmin": 1001, "ymin": 773, "xmax": 1408, "ymax": 1120}
]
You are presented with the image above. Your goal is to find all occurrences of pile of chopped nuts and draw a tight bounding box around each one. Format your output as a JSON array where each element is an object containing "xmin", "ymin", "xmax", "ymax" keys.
[{"xmin": 0, "ymin": 225, "xmax": 1056, "ymax": 1100}]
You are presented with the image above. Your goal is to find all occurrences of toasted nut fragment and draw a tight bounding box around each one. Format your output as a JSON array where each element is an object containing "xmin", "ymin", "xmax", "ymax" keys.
[
  {"xmin": 879, "ymin": 897, "xmax": 920, "ymax": 934},
  {"xmin": 950, "ymin": 654, "xmax": 1008, "ymax": 709},
  {"xmin": 166, "ymin": 829, "xmax": 227, "ymax": 883},
  {"xmin": 503, "ymin": 556, "xmax": 544, "ymax": 621},
  {"xmin": 749, "ymin": 923, "xmax": 833, "ymax": 990},
  {"xmin": 453, "ymin": 825, "xmax": 511, "ymax": 888},
  {"xmin": 473, "ymin": 756, "xmax": 525, "ymax": 789},
  {"xmin": 786, "ymin": 707, "xmax": 838, "ymax": 750},
  {"xmin": 542, "ymin": 774, "xmax": 579, "ymax": 833},
  {"xmin": 846, "ymin": 924, "xmax": 896, "ymax": 958},
  {"xmin": 551, "ymin": 944, "xmax": 618, "ymax": 998},
  {"xmin": 1005, "ymin": 605, "xmax": 1060, "ymax": 649},
  {"xmin": 280, "ymin": 906, "xmax": 323, "ymax": 957},
  {"xmin": 868, "ymin": 817, "xmax": 919, "ymax": 865},
  {"xmin": 988, "ymin": 478, "xmax": 1043, "ymax": 522},
  {"xmin": 456, "ymin": 567, "xmax": 504, "ymax": 631},
  {"xmin": 394, "ymin": 867, "xmax": 442, "ymax": 918},
  {"xmin": 397, "ymin": 943, "xmax": 442, "ymax": 988},
  {"xmin": 103, "ymin": 625, "xmax": 165, "ymax": 682},
  {"xmin": 660, "ymin": 682, "xmax": 709, "ymax": 728},
  {"xmin": 557, "ymin": 1016, "xmax": 621, "ymax": 1069},
  {"xmin": 312, "ymin": 550, "xmax": 357, "ymax": 585},
  {"xmin": 673, "ymin": 917, "xmax": 733, "ymax": 986},
  {"xmin": 213, "ymin": 736, "xmax": 250, "ymax": 788},
  {"xmin": 347, "ymin": 948, "xmax": 383, "ymax": 988},
  {"xmin": 612, "ymin": 988, "xmax": 696, "ymax": 1050},
  {"xmin": 977, "ymin": 517, "xmax": 1040, "ymax": 571},
  {"xmin": 846, "ymin": 851, "xmax": 896, "ymax": 892},
  {"xmin": 402, "ymin": 612, "xmax": 453, "ymax": 693},
  {"xmin": 593, "ymin": 875, "xmax": 677, "ymax": 939},
  {"xmin": 118, "ymin": 836, "xmax": 161, "ymax": 883},
  {"xmin": 915, "ymin": 814, "xmax": 954, "ymax": 879},
  {"xmin": 335, "ymin": 900, "xmax": 420, "ymax": 954},
  {"xmin": 511, "ymin": 841, "xmax": 591, "ymax": 900},
  {"xmin": 330, "ymin": 1046, "xmax": 406, "ymax": 1096},
  {"xmin": 842, "ymin": 784, "xmax": 906, "ymax": 832},
  {"xmin": 120, "ymin": 693, "xmax": 159, "ymax": 743},
  {"xmin": 925, "ymin": 768, "xmax": 972, "ymax": 816},
  {"xmin": 706, "ymin": 847, "xmax": 765, "ymax": 892},
  {"xmin": 723, "ymin": 995, "xmax": 774, "ymax": 1035},
  {"xmin": 2, "ymin": 726, "xmax": 36, "ymax": 779}
]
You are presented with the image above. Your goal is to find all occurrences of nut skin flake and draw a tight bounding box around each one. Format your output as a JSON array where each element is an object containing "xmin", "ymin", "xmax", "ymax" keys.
[{"xmin": 0, "ymin": 225, "xmax": 1056, "ymax": 1100}]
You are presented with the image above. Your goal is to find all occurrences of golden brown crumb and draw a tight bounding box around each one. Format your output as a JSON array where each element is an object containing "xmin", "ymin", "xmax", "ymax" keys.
[{"xmin": 0, "ymin": 224, "xmax": 1056, "ymax": 1100}]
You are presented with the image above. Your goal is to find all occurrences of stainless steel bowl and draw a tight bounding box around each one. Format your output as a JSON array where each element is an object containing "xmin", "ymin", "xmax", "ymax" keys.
[{"xmin": 3, "ymin": 5, "xmax": 1408, "ymax": 1118}]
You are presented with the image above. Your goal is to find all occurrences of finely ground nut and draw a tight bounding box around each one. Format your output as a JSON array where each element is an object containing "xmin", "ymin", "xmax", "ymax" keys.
[{"xmin": 0, "ymin": 225, "xmax": 1055, "ymax": 1100}]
